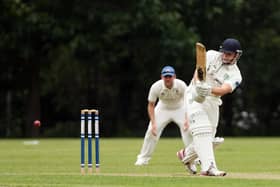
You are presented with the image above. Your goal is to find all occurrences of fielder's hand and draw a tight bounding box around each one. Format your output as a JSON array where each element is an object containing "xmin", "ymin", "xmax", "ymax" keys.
[
  {"xmin": 151, "ymin": 124, "xmax": 157, "ymax": 137},
  {"xmin": 196, "ymin": 82, "xmax": 212, "ymax": 97}
]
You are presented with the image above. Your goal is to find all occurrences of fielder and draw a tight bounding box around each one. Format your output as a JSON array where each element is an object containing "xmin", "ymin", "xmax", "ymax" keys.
[
  {"xmin": 135, "ymin": 66, "xmax": 191, "ymax": 166},
  {"xmin": 176, "ymin": 38, "xmax": 243, "ymax": 176}
]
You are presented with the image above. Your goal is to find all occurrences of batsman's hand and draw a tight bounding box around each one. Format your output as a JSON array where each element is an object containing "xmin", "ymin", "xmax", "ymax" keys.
[
  {"xmin": 196, "ymin": 82, "xmax": 212, "ymax": 97},
  {"xmin": 191, "ymin": 87, "xmax": 205, "ymax": 103}
]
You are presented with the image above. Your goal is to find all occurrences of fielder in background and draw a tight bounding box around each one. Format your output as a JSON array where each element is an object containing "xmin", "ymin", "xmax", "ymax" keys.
[
  {"xmin": 135, "ymin": 66, "xmax": 191, "ymax": 166},
  {"xmin": 176, "ymin": 38, "xmax": 243, "ymax": 176}
]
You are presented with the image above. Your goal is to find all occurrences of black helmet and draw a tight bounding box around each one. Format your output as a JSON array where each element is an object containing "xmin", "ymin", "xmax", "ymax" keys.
[{"xmin": 219, "ymin": 38, "xmax": 242, "ymax": 54}]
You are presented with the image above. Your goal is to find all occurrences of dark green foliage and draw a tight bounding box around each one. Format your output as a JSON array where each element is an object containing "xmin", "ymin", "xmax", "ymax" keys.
[{"xmin": 1, "ymin": 0, "xmax": 280, "ymax": 137}]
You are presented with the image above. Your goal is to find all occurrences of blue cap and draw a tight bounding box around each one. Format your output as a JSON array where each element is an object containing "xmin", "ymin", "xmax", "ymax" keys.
[{"xmin": 161, "ymin": 66, "xmax": 175, "ymax": 76}]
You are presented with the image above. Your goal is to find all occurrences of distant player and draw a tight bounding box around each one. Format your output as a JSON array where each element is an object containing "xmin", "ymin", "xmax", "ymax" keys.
[
  {"xmin": 135, "ymin": 66, "xmax": 191, "ymax": 166},
  {"xmin": 176, "ymin": 38, "xmax": 243, "ymax": 176}
]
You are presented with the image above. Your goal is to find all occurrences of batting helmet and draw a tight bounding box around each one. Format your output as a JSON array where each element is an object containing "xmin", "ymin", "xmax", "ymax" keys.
[{"xmin": 219, "ymin": 38, "xmax": 242, "ymax": 54}]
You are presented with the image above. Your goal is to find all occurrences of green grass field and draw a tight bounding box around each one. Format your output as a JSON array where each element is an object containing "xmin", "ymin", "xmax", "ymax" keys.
[{"xmin": 0, "ymin": 138, "xmax": 280, "ymax": 187}]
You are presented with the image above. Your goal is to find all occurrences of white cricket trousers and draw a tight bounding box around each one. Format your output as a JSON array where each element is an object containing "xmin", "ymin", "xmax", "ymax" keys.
[
  {"xmin": 187, "ymin": 98, "xmax": 220, "ymax": 171},
  {"xmin": 188, "ymin": 98, "xmax": 220, "ymax": 136},
  {"xmin": 136, "ymin": 105, "xmax": 192, "ymax": 164}
]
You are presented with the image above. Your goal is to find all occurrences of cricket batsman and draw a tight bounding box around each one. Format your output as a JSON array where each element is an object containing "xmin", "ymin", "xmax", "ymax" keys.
[
  {"xmin": 135, "ymin": 66, "xmax": 192, "ymax": 166},
  {"xmin": 176, "ymin": 38, "xmax": 243, "ymax": 176}
]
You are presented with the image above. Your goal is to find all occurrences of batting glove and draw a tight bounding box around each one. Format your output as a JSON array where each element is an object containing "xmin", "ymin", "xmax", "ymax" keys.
[
  {"xmin": 191, "ymin": 87, "xmax": 205, "ymax": 103},
  {"xmin": 195, "ymin": 82, "xmax": 212, "ymax": 97}
]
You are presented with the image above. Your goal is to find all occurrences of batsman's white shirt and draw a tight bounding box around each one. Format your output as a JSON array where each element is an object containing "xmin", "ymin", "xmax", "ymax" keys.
[
  {"xmin": 205, "ymin": 50, "xmax": 242, "ymax": 105},
  {"xmin": 188, "ymin": 50, "xmax": 242, "ymax": 133},
  {"xmin": 136, "ymin": 79, "xmax": 191, "ymax": 164}
]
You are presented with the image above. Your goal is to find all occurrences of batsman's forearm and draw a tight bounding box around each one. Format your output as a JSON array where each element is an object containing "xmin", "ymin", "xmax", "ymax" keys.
[{"xmin": 211, "ymin": 83, "xmax": 232, "ymax": 96}]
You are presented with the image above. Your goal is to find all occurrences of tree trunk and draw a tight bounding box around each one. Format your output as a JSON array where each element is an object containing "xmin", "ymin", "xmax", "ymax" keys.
[
  {"xmin": 6, "ymin": 90, "xmax": 12, "ymax": 137},
  {"xmin": 25, "ymin": 61, "xmax": 41, "ymax": 137}
]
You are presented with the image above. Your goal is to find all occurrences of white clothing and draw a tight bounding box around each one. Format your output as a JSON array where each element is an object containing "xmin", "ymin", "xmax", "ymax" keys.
[
  {"xmin": 148, "ymin": 79, "xmax": 187, "ymax": 109},
  {"xmin": 204, "ymin": 50, "xmax": 242, "ymax": 105},
  {"xmin": 185, "ymin": 50, "xmax": 242, "ymax": 171},
  {"xmin": 188, "ymin": 50, "xmax": 242, "ymax": 106},
  {"xmin": 136, "ymin": 79, "xmax": 192, "ymax": 165},
  {"xmin": 188, "ymin": 50, "xmax": 242, "ymax": 128}
]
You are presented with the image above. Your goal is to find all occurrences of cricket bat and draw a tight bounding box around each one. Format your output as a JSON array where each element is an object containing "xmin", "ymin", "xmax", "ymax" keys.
[{"xmin": 196, "ymin": 42, "xmax": 206, "ymax": 81}]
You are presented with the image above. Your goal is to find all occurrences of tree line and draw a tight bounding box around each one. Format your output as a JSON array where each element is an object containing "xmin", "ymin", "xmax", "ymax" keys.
[{"xmin": 1, "ymin": 0, "xmax": 280, "ymax": 137}]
